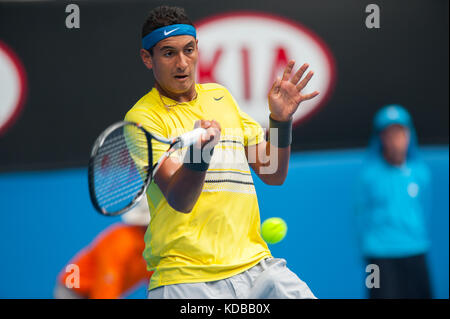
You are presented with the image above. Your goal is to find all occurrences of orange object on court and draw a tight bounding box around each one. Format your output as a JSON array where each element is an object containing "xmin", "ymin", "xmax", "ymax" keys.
[{"xmin": 58, "ymin": 223, "xmax": 152, "ymax": 299}]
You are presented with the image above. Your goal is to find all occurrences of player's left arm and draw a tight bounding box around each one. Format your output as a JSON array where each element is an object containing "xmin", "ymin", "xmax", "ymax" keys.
[
  {"xmin": 248, "ymin": 61, "xmax": 319, "ymax": 185},
  {"xmin": 246, "ymin": 140, "xmax": 290, "ymax": 185}
]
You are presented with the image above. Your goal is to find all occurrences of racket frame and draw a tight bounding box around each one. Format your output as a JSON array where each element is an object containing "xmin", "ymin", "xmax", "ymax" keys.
[{"xmin": 88, "ymin": 121, "xmax": 154, "ymax": 216}]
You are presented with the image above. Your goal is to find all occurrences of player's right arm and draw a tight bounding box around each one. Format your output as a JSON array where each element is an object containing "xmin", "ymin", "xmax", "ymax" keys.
[{"xmin": 154, "ymin": 120, "xmax": 221, "ymax": 213}]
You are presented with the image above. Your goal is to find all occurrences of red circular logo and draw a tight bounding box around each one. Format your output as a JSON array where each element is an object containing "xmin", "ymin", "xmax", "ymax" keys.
[
  {"xmin": 196, "ymin": 12, "xmax": 336, "ymax": 128},
  {"xmin": 0, "ymin": 41, "xmax": 27, "ymax": 136}
]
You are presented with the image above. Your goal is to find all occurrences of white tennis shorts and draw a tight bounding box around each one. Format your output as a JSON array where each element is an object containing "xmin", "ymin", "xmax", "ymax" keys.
[
  {"xmin": 53, "ymin": 282, "xmax": 83, "ymax": 299},
  {"xmin": 147, "ymin": 257, "xmax": 316, "ymax": 299}
]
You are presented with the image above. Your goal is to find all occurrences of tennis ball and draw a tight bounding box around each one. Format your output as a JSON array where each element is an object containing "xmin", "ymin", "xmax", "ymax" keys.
[{"xmin": 261, "ymin": 217, "xmax": 288, "ymax": 244}]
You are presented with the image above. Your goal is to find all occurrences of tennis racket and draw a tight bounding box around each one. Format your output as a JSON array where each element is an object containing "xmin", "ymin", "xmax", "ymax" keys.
[{"xmin": 88, "ymin": 121, "xmax": 206, "ymax": 216}]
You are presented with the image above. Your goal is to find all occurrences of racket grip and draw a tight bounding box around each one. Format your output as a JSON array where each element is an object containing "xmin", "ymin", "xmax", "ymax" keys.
[{"xmin": 178, "ymin": 128, "xmax": 207, "ymax": 148}]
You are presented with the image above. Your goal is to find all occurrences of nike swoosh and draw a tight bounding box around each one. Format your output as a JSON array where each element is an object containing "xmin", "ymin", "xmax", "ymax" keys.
[
  {"xmin": 214, "ymin": 96, "xmax": 224, "ymax": 101},
  {"xmin": 164, "ymin": 28, "xmax": 179, "ymax": 36}
]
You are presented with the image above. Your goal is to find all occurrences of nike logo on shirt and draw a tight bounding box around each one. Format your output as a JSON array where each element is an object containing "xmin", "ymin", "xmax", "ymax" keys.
[
  {"xmin": 214, "ymin": 96, "xmax": 224, "ymax": 101},
  {"xmin": 164, "ymin": 28, "xmax": 179, "ymax": 36}
]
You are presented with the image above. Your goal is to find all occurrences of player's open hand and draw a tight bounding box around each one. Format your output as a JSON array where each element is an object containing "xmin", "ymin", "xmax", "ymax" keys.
[{"xmin": 268, "ymin": 60, "xmax": 319, "ymax": 122}]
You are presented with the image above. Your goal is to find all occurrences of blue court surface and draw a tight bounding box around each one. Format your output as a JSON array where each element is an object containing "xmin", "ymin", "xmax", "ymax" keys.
[{"xmin": 0, "ymin": 147, "xmax": 448, "ymax": 299}]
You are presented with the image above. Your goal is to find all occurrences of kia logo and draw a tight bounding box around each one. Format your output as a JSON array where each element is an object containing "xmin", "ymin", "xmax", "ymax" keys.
[
  {"xmin": 196, "ymin": 12, "xmax": 336, "ymax": 128},
  {"xmin": 0, "ymin": 41, "xmax": 27, "ymax": 136}
]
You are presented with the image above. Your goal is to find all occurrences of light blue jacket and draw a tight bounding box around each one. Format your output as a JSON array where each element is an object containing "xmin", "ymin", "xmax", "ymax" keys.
[{"xmin": 354, "ymin": 105, "xmax": 431, "ymax": 258}]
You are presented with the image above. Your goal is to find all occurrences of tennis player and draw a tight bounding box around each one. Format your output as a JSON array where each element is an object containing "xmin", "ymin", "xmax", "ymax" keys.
[
  {"xmin": 54, "ymin": 199, "xmax": 153, "ymax": 299},
  {"xmin": 125, "ymin": 6, "xmax": 319, "ymax": 299}
]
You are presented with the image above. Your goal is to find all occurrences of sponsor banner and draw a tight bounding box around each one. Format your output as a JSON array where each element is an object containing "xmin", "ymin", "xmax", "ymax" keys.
[
  {"xmin": 0, "ymin": 0, "xmax": 447, "ymax": 171},
  {"xmin": 196, "ymin": 12, "xmax": 336, "ymax": 128},
  {"xmin": 0, "ymin": 41, "xmax": 27, "ymax": 136}
]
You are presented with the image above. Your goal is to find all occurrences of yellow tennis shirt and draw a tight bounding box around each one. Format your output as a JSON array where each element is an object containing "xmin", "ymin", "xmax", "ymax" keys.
[{"xmin": 125, "ymin": 83, "xmax": 272, "ymax": 290}]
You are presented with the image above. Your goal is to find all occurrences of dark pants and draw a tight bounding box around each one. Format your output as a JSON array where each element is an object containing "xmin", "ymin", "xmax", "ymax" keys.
[{"xmin": 366, "ymin": 253, "xmax": 432, "ymax": 299}]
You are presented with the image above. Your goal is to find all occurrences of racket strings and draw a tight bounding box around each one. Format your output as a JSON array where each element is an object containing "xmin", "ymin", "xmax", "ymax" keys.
[
  {"xmin": 95, "ymin": 178, "xmax": 143, "ymax": 203},
  {"xmin": 100, "ymin": 182, "xmax": 144, "ymax": 209},
  {"xmin": 96, "ymin": 133, "xmax": 129, "ymax": 155},
  {"xmin": 93, "ymin": 147, "xmax": 143, "ymax": 187},
  {"xmin": 92, "ymin": 150, "xmax": 145, "ymax": 192},
  {"xmin": 91, "ymin": 125, "xmax": 151, "ymax": 213}
]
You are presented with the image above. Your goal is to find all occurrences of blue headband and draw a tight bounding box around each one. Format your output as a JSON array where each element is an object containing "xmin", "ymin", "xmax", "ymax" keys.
[{"xmin": 142, "ymin": 24, "xmax": 197, "ymax": 50}]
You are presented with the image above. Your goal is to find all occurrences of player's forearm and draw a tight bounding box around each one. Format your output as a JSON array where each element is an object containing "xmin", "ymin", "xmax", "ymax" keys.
[
  {"xmin": 267, "ymin": 142, "xmax": 290, "ymax": 184},
  {"xmin": 156, "ymin": 121, "xmax": 220, "ymax": 213},
  {"xmin": 254, "ymin": 114, "xmax": 292, "ymax": 185},
  {"xmin": 255, "ymin": 142, "xmax": 290, "ymax": 185},
  {"xmin": 165, "ymin": 165, "xmax": 207, "ymax": 213}
]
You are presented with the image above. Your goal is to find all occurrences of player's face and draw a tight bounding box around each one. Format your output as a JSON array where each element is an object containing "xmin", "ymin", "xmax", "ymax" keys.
[
  {"xmin": 146, "ymin": 35, "xmax": 198, "ymax": 99},
  {"xmin": 380, "ymin": 124, "xmax": 410, "ymax": 165}
]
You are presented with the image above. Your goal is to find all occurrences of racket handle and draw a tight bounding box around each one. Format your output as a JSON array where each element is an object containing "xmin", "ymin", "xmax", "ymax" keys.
[{"xmin": 176, "ymin": 128, "xmax": 207, "ymax": 148}]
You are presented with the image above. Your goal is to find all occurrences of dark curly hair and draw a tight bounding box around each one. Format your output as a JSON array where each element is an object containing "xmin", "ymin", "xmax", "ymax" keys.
[{"xmin": 141, "ymin": 6, "xmax": 194, "ymax": 54}]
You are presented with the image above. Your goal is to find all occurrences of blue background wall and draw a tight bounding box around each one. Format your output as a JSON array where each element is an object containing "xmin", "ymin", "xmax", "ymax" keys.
[
  {"xmin": 0, "ymin": 0, "xmax": 447, "ymax": 300},
  {"xmin": 0, "ymin": 147, "xmax": 447, "ymax": 299}
]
